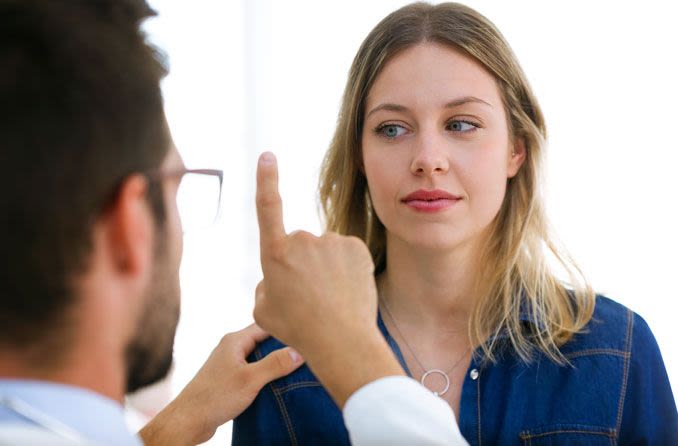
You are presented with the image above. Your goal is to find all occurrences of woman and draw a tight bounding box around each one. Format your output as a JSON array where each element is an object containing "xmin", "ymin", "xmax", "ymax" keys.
[{"xmin": 233, "ymin": 2, "xmax": 677, "ymax": 444}]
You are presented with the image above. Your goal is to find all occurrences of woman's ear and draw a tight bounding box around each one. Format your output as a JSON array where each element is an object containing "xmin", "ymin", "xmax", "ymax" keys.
[{"xmin": 507, "ymin": 137, "xmax": 526, "ymax": 179}]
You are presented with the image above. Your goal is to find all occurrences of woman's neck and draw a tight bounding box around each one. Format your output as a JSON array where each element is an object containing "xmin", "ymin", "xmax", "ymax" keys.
[{"xmin": 378, "ymin": 235, "xmax": 481, "ymax": 334}]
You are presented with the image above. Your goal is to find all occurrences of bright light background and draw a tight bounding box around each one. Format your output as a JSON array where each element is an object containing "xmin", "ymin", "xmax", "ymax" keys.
[{"xmin": 144, "ymin": 1, "xmax": 677, "ymax": 444}]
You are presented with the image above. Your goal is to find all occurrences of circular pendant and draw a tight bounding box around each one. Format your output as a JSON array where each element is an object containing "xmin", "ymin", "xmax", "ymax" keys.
[{"xmin": 420, "ymin": 369, "xmax": 450, "ymax": 397}]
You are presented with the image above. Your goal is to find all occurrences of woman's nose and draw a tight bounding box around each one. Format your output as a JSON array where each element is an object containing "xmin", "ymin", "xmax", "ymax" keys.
[{"xmin": 410, "ymin": 131, "xmax": 450, "ymax": 176}]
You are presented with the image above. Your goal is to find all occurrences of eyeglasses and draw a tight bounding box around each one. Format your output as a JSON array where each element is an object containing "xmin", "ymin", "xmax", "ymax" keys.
[{"xmin": 146, "ymin": 168, "xmax": 224, "ymax": 233}]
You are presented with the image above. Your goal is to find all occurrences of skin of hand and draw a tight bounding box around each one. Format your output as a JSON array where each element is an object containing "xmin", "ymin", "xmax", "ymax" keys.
[
  {"xmin": 139, "ymin": 323, "xmax": 303, "ymax": 446},
  {"xmin": 253, "ymin": 151, "xmax": 405, "ymax": 408}
]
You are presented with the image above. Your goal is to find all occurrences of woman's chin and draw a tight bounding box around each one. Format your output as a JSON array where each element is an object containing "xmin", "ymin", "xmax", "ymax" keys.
[{"xmin": 393, "ymin": 231, "xmax": 477, "ymax": 254}]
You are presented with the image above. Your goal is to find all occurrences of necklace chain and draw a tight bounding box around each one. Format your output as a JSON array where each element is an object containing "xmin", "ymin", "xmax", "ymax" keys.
[{"xmin": 380, "ymin": 294, "xmax": 471, "ymax": 397}]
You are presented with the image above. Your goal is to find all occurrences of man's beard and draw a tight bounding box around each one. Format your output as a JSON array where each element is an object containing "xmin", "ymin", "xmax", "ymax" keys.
[{"xmin": 124, "ymin": 242, "xmax": 181, "ymax": 394}]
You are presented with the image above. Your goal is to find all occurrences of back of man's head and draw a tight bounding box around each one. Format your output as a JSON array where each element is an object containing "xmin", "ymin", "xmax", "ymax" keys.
[{"xmin": 0, "ymin": 0, "xmax": 169, "ymax": 360}]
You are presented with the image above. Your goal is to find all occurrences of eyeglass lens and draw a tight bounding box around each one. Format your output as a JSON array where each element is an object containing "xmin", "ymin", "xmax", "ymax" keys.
[{"xmin": 176, "ymin": 172, "xmax": 221, "ymax": 233}]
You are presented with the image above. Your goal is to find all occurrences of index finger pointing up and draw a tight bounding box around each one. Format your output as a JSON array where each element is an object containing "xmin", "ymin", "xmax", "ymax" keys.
[{"xmin": 256, "ymin": 152, "xmax": 286, "ymax": 258}]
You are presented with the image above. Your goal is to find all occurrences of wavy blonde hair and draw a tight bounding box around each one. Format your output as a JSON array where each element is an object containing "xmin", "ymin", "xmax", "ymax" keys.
[{"xmin": 319, "ymin": 2, "xmax": 595, "ymax": 364}]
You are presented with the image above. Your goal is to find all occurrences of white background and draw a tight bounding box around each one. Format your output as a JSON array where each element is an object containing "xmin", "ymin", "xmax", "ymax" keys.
[{"xmin": 143, "ymin": 1, "xmax": 677, "ymax": 444}]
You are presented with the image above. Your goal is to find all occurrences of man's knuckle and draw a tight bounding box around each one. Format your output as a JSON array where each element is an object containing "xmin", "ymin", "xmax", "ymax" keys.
[
  {"xmin": 265, "ymin": 242, "xmax": 286, "ymax": 262},
  {"xmin": 346, "ymin": 235, "xmax": 365, "ymax": 248},
  {"xmin": 273, "ymin": 350, "xmax": 287, "ymax": 372},
  {"xmin": 324, "ymin": 232, "xmax": 341, "ymax": 242},
  {"xmin": 252, "ymin": 305, "xmax": 266, "ymax": 325},
  {"xmin": 289, "ymin": 230, "xmax": 314, "ymax": 245},
  {"xmin": 219, "ymin": 333, "xmax": 231, "ymax": 345},
  {"xmin": 238, "ymin": 366, "xmax": 254, "ymax": 386},
  {"xmin": 256, "ymin": 191, "xmax": 280, "ymax": 208}
]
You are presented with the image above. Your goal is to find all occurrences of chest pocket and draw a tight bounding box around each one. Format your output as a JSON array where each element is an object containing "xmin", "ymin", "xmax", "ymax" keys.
[{"xmin": 519, "ymin": 424, "xmax": 617, "ymax": 446}]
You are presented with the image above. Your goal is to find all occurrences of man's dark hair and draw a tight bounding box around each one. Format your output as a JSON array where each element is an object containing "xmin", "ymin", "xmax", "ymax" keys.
[{"xmin": 0, "ymin": 0, "xmax": 169, "ymax": 356}]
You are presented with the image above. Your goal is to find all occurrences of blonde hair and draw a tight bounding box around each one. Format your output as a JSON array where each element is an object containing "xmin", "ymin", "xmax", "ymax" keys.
[{"xmin": 319, "ymin": 2, "xmax": 595, "ymax": 364}]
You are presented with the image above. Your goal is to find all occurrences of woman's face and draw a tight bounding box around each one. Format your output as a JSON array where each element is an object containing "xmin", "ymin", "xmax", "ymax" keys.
[{"xmin": 361, "ymin": 43, "xmax": 524, "ymax": 252}]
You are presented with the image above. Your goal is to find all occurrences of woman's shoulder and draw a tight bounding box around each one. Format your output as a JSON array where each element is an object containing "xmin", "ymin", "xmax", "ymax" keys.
[
  {"xmin": 250, "ymin": 336, "xmax": 322, "ymax": 388},
  {"xmin": 589, "ymin": 294, "xmax": 645, "ymax": 328},
  {"xmin": 577, "ymin": 298, "xmax": 677, "ymax": 442},
  {"xmin": 235, "ymin": 337, "xmax": 351, "ymax": 445},
  {"xmin": 253, "ymin": 335, "xmax": 287, "ymax": 357},
  {"xmin": 560, "ymin": 294, "xmax": 656, "ymax": 356}
]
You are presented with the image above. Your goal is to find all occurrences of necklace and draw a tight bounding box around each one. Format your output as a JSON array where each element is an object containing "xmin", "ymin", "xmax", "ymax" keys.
[{"xmin": 380, "ymin": 296, "xmax": 471, "ymax": 398}]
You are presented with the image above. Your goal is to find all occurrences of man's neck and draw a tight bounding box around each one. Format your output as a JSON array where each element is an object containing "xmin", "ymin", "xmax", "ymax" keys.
[{"xmin": 0, "ymin": 343, "xmax": 126, "ymax": 403}]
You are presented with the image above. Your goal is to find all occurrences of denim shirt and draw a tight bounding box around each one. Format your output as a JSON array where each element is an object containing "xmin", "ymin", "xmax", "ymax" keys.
[{"xmin": 233, "ymin": 296, "xmax": 678, "ymax": 445}]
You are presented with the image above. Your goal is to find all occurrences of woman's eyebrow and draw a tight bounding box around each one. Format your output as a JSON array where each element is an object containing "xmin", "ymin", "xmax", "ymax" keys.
[
  {"xmin": 366, "ymin": 96, "xmax": 493, "ymax": 119},
  {"xmin": 365, "ymin": 103, "xmax": 408, "ymax": 119},
  {"xmin": 445, "ymin": 96, "xmax": 493, "ymax": 109}
]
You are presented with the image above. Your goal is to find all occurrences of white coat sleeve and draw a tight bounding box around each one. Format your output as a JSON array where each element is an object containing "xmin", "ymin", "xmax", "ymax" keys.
[{"xmin": 342, "ymin": 376, "xmax": 469, "ymax": 446}]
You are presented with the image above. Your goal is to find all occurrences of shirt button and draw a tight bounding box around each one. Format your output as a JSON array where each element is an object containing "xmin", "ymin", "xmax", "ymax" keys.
[{"xmin": 470, "ymin": 369, "xmax": 479, "ymax": 380}]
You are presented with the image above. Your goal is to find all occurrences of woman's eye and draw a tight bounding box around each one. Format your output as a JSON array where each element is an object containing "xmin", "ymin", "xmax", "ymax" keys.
[
  {"xmin": 447, "ymin": 120, "xmax": 478, "ymax": 133},
  {"xmin": 376, "ymin": 124, "xmax": 407, "ymax": 139}
]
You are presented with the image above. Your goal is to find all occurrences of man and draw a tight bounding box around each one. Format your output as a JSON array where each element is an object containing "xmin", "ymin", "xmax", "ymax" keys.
[
  {"xmin": 0, "ymin": 1, "xmax": 301, "ymax": 444},
  {"xmin": 0, "ymin": 0, "xmax": 466, "ymax": 444}
]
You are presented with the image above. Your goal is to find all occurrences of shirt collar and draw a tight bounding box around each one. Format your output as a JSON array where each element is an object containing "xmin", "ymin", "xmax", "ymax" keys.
[{"xmin": 0, "ymin": 379, "xmax": 142, "ymax": 446}]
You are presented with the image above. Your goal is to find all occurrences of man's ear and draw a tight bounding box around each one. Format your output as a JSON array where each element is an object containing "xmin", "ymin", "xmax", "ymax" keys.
[
  {"xmin": 507, "ymin": 137, "xmax": 527, "ymax": 179},
  {"xmin": 104, "ymin": 174, "xmax": 154, "ymax": 277}
]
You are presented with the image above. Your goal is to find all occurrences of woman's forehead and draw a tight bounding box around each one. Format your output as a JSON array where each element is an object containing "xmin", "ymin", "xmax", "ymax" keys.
[{"xmin": 365, "ymin": 43, "xmax": 501, "ymax": 112}]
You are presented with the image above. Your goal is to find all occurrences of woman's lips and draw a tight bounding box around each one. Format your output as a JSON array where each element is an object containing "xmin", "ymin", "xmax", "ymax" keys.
[{"xmin": 401, "ymin": 189, "xmax": 462, "ymax": 213}]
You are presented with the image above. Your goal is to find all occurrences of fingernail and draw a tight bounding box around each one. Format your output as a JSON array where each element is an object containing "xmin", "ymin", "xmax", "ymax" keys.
[
  {"xmin": 289, "ymin": 349, "xmax": 302, "ymax": 363},
  {"xmin": 260, "ymin": 151, "xmax": 276, "ymax": 164}
]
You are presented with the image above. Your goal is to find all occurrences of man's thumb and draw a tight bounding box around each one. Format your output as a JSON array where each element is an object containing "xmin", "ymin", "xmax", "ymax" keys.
[{"xmin": 249, "ymin": 347, "xmax": 304, "ymax": 389}]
